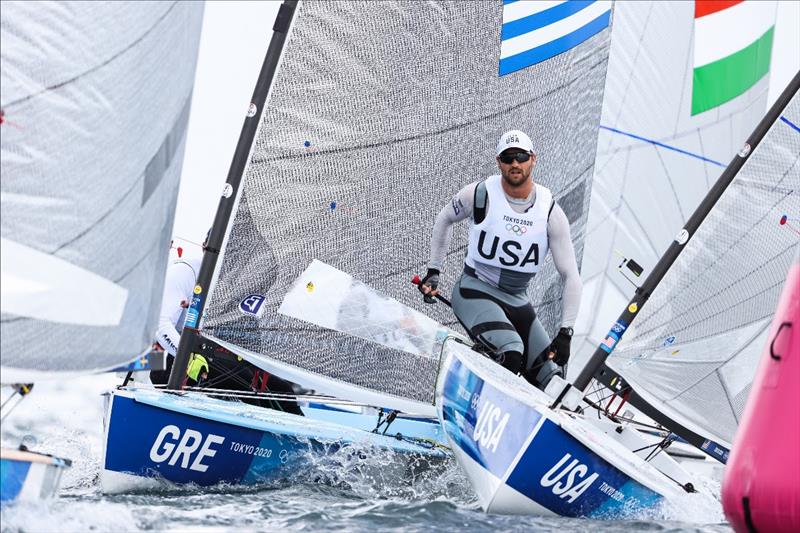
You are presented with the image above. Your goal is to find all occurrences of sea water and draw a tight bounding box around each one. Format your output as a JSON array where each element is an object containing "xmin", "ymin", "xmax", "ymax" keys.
[{"xmin": 1, "ymin": 375, "xmax": 732, "ymax": 532}]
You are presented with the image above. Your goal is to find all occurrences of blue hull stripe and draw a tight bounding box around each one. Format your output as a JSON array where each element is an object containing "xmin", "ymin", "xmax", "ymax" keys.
[
  {"xmin": 506, "ymin": 420, "xmax": 663, "ymax": 517},
  {"xmin": 105, "ymin": 396, "xmax": 261, "ymax": 485}
]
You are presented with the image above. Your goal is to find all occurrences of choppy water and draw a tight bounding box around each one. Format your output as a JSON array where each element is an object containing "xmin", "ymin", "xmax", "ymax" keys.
[{"xmin": 1, "ymin": 375, "xmax": 732, "ymax": 532}]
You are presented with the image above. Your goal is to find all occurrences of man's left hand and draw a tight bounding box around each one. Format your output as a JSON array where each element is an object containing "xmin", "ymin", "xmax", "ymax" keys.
[
  {"xmin": 548, "ymin": 327, "xmax": 573, "ymax": 366},
  {"xmin": 418, "ymin": 268, "xmax": 440, "ymax": 304}
]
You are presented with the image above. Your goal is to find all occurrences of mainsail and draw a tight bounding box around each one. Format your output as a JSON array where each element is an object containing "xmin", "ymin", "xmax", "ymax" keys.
[
  {"xmin": 195, "ymin": 1, "xmax": 613, "ymax": 413},
  {"xmin": 605, "ymin": 75, "xmax": 800, "ymax": 450},
  {"xmin": 0, "ymin": 2, "xmax": 204, "ymax": 381},
  {"xmin": 573, "ymin": 0, "xmax": 776, "ymax": 377},
  {"xmin": 576, "ymin": 72, "xmax": 800, "ymax": 455}
]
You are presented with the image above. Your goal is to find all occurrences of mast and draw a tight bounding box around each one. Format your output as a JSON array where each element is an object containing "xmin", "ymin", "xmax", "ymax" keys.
[
  {"xmin": 573, "ymin": 71, "xmax": 800, "ymax": 445},
  {"xmin": 167, "ymin": 1, "xmax": 298, "ymax": 390}
]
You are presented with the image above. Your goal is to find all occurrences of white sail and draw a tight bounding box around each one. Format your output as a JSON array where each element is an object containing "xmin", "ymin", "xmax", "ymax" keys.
[
  {"xmin": 0, "ymin": 2, "xmax": 204, "ymax": 381},
  {"xmin": 1, "ymin": 238, "xmax": 128, "ymax": 327},
  {"xmin": 200, "ymin": 1, "xmax": 612, "ymax": 410},
  {"xmin": 573, "ymin": 0, "xmax": 775, "ymax": 377},
  {"xmin": 607, "ymin": 77, "xmax": 800, "ymax": 448}
]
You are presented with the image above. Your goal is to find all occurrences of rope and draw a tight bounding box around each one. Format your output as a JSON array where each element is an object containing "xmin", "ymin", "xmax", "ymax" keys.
[{"xmin": 138, "ymin": 385, "xmax": 434, "ymax": 414}]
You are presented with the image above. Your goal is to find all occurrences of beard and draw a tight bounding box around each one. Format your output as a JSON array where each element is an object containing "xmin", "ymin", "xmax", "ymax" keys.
[{"xmin": 501, "ymin": 167, "xmax": 530, "ymax": 188}]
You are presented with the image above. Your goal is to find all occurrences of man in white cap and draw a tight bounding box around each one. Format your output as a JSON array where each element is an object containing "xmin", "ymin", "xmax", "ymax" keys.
[{"xmin": 419, "ymin": 130, "xmax": 582, "ymax": 388}]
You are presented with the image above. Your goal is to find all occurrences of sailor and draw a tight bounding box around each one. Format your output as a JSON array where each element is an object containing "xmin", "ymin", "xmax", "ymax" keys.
[
  {"xmin": 419, "ymin": 130, "xmax": 582, "ymax": 388},
  {"xmin": 150, "ymin": 233, "xmax": 207, "ymax": 385},
  {"xmin": 151, "ymin": 231, "xmax": 304, "ymax": 416}
]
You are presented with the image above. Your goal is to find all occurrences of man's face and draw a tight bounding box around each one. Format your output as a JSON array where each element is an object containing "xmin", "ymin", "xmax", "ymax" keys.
[{"xmin": 497, "ymin": 149, "xmax": 535, "ymax": 188}]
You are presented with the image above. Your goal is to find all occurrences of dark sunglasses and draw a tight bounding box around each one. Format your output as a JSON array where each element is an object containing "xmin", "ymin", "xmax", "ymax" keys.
[{"xmin": 498, "ymin": 152, "xmax": 532, "ymax": 164}]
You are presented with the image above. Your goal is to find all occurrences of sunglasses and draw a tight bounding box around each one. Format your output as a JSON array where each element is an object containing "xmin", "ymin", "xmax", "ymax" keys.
[{"xmin": 498, "ymin": 152, "xmax": 533, "ymax": 164}]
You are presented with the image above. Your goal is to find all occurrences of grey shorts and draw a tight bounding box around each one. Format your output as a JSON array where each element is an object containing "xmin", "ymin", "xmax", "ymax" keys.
[{"xmin": 451, "ymin": 271, "xmax": 551, "ymax": 371}]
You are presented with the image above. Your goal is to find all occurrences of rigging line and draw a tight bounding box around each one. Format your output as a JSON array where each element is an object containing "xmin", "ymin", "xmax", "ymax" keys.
[
  {"xmin": 580, "ymin": 396, "xmax": 668, "ymax": 432},
  {"xmin": 167, "ymin": 385, "xmax": 337, "ymax": 401},
  {"xmin": 0, "ymin": 393, "xmax": 26, "ymax": 424},
  {"xmin": 780, "ymin": 115, "xmax": 800, "ymax": 134},
  {"xmin": 596, "ymin": 90, "xmax": 770, "ymax": 161},
  {"xmin": 163, "ymin": 389, "xmax": 412, "ymax": 410},
  {"xmin": 0, "ymin": 397, "xmax": 23, "ymax": 424},
  {"xmin": 173, "ymin": 236, "xmax": 204, "ymax": 248},
  {"xmin": 251, "ymin": 56, "xmax": 610, "ymax": 164},
  {"xmin": 599, "ymin": 125, "xmax": 725, "ymax": 167},
  {"xmin": 673, "ymin": 15, "xmax": 693, "ymax": 135},
  {"xmin": 696, "ymin": 128, "xmax": 711, "ymax": 191},
  {"xmin": 0, "ymin": 389, "xmax": 19, "ymax": 411},
  {"xmin": 1, "ymin": 2, "xmax": 180, "ymax": 109},
  {"xmin": 653, "ymin": 143, "xmax": 687, "ymax": 222}
]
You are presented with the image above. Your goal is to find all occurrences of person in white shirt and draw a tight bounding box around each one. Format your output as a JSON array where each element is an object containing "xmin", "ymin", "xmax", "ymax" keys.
[
  {"xmin": 150, "ymin": 236, "xmax": 205, "ymax": 385},
  {"xmin": 151, "ymin": 232, "xmax": 303, "ymax": 415},
  {"xmin": 419, "ymin": 130, "xmax": 582, "ymax": 388}
]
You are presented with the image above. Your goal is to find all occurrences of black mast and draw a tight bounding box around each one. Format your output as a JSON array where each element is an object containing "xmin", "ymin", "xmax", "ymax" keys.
[
  {"xmin": 572, "ymin": 71, "xmax": 800, "ymax": 455},
  {"xmin": 167, "ymin": 1, "xmax": 298, "ymax": 390}
]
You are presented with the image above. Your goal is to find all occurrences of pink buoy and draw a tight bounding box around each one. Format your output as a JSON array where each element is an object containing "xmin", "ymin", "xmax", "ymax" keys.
[{"xmin": 722, "ymin": 250, "xmax": 800, "ymax": 532}]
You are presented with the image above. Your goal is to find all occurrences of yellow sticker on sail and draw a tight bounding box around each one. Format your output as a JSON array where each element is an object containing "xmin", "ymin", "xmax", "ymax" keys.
[
  {"xmin": 193, "ymin": 285, "xmax": 202, "ymax": 294},
  {"xmin": 306, "ymin": 282, "xmax": 315, "ymax": 293},
  {"xmin": 628, "ymin": 303, "xmax": 638, "ymax": 313}
]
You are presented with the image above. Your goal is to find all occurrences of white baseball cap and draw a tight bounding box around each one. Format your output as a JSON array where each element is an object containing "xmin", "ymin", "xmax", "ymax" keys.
[{"xmin": 496, "ymin": 129, "xmax": 534, "ymax": 156}]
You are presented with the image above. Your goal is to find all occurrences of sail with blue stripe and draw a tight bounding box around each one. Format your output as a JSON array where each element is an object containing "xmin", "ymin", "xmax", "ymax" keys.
[{"xmin": 500, "ymin": 0, "xmax": 612, "ymax": 76}]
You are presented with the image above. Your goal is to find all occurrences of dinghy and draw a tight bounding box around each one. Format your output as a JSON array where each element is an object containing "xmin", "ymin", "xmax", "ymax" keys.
[
  {"xmin": 101, "ymin": 0, "xmax": 613, "ymax": 490},
  {"xmin": 438, "ymin": 70, "xmax": 799, "ymax": 517},
  {"xmin": 0, "ymin": 1, "xmax": 203, "ymax": 502}
]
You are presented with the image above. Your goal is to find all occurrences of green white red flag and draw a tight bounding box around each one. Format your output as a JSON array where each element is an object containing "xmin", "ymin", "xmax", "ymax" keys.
[{"xmin": 692, "ymin": 0, "xmax": 776, "ymax": 115}]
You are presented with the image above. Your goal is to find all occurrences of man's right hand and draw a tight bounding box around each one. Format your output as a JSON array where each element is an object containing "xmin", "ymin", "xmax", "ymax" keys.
[{"xmin": 418, "ymin": 268, "xmax": 440, "ymax": 303}]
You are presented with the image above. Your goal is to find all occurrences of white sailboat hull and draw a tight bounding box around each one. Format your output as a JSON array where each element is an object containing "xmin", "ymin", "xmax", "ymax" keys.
[{"xmin": 435, "ymin": 339, "xmax": 696, "ymax": 518}]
